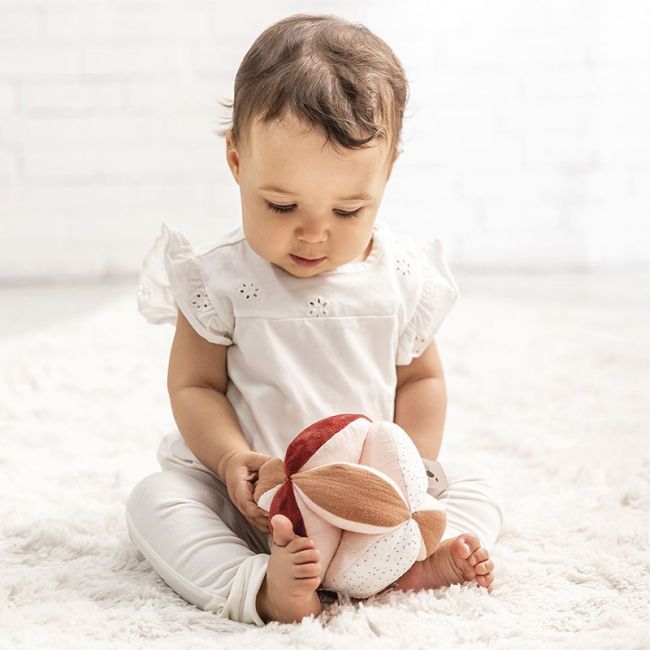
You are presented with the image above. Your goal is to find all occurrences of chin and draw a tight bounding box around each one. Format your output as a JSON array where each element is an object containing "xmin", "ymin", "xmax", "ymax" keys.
[
  {"xmin": 288, "ymin": 266, "xmax": 323, "ymax": 278},
  {"xmin": 283, "ymin": 262, "xmax": 326, "ymax": 278}
]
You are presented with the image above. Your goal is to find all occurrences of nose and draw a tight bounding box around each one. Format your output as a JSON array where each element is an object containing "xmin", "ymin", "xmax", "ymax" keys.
[{"xmin": 296, "ymin": 218, "xmax": 328, "ymax": 244}]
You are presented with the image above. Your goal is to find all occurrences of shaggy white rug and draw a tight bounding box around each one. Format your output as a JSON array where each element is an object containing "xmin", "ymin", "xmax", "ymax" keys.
[{"xmin": 1, "ymin": 272, "xmax": 649, "ymax": 650}]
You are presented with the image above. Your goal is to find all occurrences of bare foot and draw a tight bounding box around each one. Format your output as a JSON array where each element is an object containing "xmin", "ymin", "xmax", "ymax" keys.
[
  {"xmin": 392, "ymin": 533, "xmax": 495, "ymax": 594},
  {"xmin": 256, "ymin": 514, "xmax": 323, "ymax": 623}
]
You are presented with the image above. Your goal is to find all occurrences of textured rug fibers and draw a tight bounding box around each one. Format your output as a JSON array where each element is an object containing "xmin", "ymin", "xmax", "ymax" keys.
[{"xmin": 1, "ymin": 272, "xmax": 649, "ymax": 649}]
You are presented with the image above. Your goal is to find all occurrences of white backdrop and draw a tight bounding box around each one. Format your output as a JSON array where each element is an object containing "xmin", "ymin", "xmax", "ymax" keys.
[{"xmin": 1, "ymin": 0, "xmax": 649, "ymax": 282}]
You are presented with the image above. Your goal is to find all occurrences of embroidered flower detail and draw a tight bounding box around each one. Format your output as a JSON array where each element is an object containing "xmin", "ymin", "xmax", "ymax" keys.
[
  {"xmin": 396, "ymin": 257, "xmax": 412, "ymax": 276},
  {"xmin": 239, "ymin": 282, "xmax": 260, "ymax": 300},
  {"xmin": 307, "ymin": 296, "xmax": 329, "ymax": 317},
  {"xmin": 422, "ymin": 277, "xmax": 443, "ymax": 300},
  {"xmin": 189, "ymin": 289, "xmax": 213, "ymax": 313},
  {"xmin": 413, "ymin": 335, "xmax": 427, "ymax": 356}
]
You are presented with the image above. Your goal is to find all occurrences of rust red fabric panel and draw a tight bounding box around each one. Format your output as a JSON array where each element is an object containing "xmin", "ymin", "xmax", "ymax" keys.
[
  {"xmin": 270, "ymin": 479, "xmax": 307, "ymax": 537},
  {"xmin": 284, "ymin": 413, "xmax": 371, "ymax": 475}
]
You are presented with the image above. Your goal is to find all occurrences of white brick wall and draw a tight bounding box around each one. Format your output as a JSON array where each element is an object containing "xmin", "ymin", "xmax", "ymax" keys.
[{"xmin": 1, "ymin": 0, "xmax": 649, "ymax": 281}]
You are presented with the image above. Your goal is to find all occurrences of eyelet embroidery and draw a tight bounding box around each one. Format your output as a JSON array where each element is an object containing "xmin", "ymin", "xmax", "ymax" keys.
[
  {"xmin": 422, "ymin": 277, "xmax": 443, "ymax": 300},
  {"xmin": 190, "ymin": 290, "xmax": 212, "ymax": 313},
  {"xmin": 396, "ymin": 257, "xmax": 412, "ymax": 276},
  {"xmin": 307, "ymin": 296, "xmax": 329, "ymax": 317},
  {"xmin": 413, "ymin": 335, "xmax": 427, "ymax": 356},
  {"xmin": 239, "ymin": 282, "xmax": 260, "ymax": 300}
]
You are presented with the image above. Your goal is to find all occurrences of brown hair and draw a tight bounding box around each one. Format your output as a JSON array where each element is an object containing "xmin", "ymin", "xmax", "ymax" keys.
[{"xmin": 214, "ymin": 13, "xmax": 410, "ymax": 160}]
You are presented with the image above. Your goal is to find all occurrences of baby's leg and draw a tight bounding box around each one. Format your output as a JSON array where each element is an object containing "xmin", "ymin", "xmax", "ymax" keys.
[
  {"xmin": 393, "ymin": 458, "xmax": 504, "ymax": 593},
  {"xmin": 130, "ymin": 431, "xmax": 323, "ymax": 624},
  {"xmin": 125, "ymin": 466, "xmax": 273, "ymax": 625},
  {"xmin": 434, "ymin": 457, "xmax": 505, "ymax": 551}
]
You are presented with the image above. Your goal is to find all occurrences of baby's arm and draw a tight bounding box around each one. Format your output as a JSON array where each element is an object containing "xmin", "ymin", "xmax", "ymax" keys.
[
  {"xmin": 167, "ymin": 309, "xmax": 271, "ymax": 530},
  {"xmin": 168, "ymin": 309, "xmax": 249, "ymax": 477},
  {"xmin": 394, "ymin": 339, "xmax": 447, "ymax": 460}
]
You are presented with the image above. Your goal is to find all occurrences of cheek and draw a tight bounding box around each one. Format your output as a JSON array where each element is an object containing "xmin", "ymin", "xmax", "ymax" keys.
[
  {"xmin": 243, "ymin": 202, "xmax": 266, "ymax": 233},
  {"xmin": 244, "ymin": 208, "xmax": 286, "ymax": 250}
]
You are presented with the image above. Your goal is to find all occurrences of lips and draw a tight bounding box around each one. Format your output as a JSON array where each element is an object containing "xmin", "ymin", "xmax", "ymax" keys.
[{"xmin": 290, "ymin": 254, "xmax": 326, "ymax": 268}]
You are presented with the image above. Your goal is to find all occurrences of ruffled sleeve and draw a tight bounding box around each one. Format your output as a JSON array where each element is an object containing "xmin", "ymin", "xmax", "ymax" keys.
[
  {"xmin": 136, "ymin": 223, "xmax": 233, "ymax": 346},
  {"xmin": 396, "ymin": 238, "xmax": 460, "ymax": 365}
]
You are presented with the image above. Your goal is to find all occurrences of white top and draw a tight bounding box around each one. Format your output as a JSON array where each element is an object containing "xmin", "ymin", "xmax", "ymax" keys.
[{"xmin": 137, "ymin": 220, "xmax": 460, "ymax": 458}]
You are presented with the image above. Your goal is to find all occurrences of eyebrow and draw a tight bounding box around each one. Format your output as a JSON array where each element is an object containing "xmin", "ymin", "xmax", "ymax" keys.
[{"xmin": 258, "ymin": 184, "xmax": 373, "ymax": 201}]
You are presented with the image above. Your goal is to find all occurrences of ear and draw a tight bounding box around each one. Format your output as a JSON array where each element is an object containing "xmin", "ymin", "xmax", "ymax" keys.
[{"xmin": 225, "ymin": 129, "xmax": 241, "ymax": 184}]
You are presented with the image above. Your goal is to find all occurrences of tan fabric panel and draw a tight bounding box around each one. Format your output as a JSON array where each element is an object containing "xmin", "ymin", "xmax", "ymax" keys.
[
  {"xmin": 412, "ymin": 509, "xmax": 446, "ymax": 556},
  {"xmin": 292, "ymin": 463, "xmax": 410, "ymax": 527},
  {"xmin": 253, "ymin": 457, "xmax": 286, "ymax": 502}
]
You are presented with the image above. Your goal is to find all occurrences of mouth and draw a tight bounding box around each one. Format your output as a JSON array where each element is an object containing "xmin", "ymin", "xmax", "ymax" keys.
[{"xmin": 290, "ymin": 254, "xmax": 327, "ymax": 268}]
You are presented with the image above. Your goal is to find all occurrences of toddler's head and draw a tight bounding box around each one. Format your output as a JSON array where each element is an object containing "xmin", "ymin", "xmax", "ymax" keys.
[{"xmin": 217, "ymin": 14, "xmax": 409, "ymax": 277}]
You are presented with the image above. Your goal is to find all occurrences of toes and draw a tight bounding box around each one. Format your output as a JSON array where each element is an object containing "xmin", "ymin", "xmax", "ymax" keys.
[
  {"xmin": 293, "ymin": 548, "xmax": 320, "ymax": 565},
  {"xmin": 455, "ymin": 534, "xmax": 480, "ymax": 560},
  {"xmin": 286, "ymin": 536, "xmax": 316, "ymax": 553},
  {"xmin": 453, "ymin": 538, "xmax": 472, "ymax": 560},
  {"xmin": 271, "ymin": 530, "xmax": 316, "ymax": 555},
  {"xmin": 468, "ymin": 548, "xmax": 489, "ymax": 567},
  {"xmin": 462, "ymin": 564, "xmax": 477, "ymax": 581},
  {"xmin": 270, "ymin": 514, "xmax": 297, "ymax": 547},
  {"xmin": 296, "ymin": 575, "xmax": 321, "ymax": 590},
  {"xmin": 476, "ymin": 572, "xmax": 494, "ymax": 588},
  {"xmin": 293, "ymin": 562, "xmax": 321, "ymax": 579},
  {"xmin": 475, "ymin": 559, "xmax": 494, "ymax": 575}
]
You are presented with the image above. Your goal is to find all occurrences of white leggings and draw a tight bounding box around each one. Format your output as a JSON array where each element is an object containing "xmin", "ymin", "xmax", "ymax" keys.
[{"xmin": 125, "ymin": 431, "xmax": 505, "ymax": 626}]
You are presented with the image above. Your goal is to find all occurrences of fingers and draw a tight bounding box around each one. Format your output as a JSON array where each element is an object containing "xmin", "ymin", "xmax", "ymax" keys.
[
  {"xmin": 253, "ymin": 517, "xmax": 270, "ymax": 533},
  {"xmin": 243, "ymin": 510, "xmax": 268, "ymax": 533},
  {"xmin": 246, "ymin": 501, "xmax": 269, "ymax": 519},
  {"xmin": 229, "ymin": 487, "xmax": 269, "ymax": 532},
  {"xmin": 246, "ymin": 453, "xmax": 275, "ymax": 471},
  {"xmin": 245, "ymin": 502, "xmax": 269, "ymax": 524},
  {"xmin": 238, "ymin": 480, "xmax": 265, "ymax": 515},
  {"xmin": 245, "ymin": 504, "xmax": 269, "ymax": 531},
  {"xmin": 244, "ymin": 500, "xmax": 269, "ymax": 533},
  {"xmin": 229, "ymin": 470, "xmax": 274, "ymax": 533}
]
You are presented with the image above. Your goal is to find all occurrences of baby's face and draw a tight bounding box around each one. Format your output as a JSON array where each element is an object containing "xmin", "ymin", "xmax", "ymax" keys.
[{"xmin": 226, "ymin": 112, "xmax": 396, "ymax": 277}]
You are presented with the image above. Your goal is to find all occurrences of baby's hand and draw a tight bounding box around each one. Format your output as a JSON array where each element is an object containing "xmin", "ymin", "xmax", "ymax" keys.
[{"xmin": 224, "ymin": 450, "xmax": 273, "ymax": 533}]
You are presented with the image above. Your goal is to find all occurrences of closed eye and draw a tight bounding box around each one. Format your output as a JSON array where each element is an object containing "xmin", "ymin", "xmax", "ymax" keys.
[
  {"xmin": 265, "ymin": 202, "xmax": 294, "ymax": 214},
  {"xmin": 265, "ymin": 201, "xmax": 362, "ymax": 219}
]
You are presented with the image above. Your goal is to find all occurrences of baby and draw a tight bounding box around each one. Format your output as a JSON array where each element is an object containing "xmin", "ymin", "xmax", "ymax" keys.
[{"xmin": 127, "ymin": 13, "xmax": 503, "ymax": 626}]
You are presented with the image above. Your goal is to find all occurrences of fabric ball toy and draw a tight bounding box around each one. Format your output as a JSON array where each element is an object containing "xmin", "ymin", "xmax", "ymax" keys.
[{"xmin": 253, "ymin": 413, "xmax": 446, "ymax": 598}]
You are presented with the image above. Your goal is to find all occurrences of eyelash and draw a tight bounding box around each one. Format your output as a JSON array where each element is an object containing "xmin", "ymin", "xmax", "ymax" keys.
[{"xmin": 265, "ymin": 202, "xmax": 362, "ymax": 220}]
